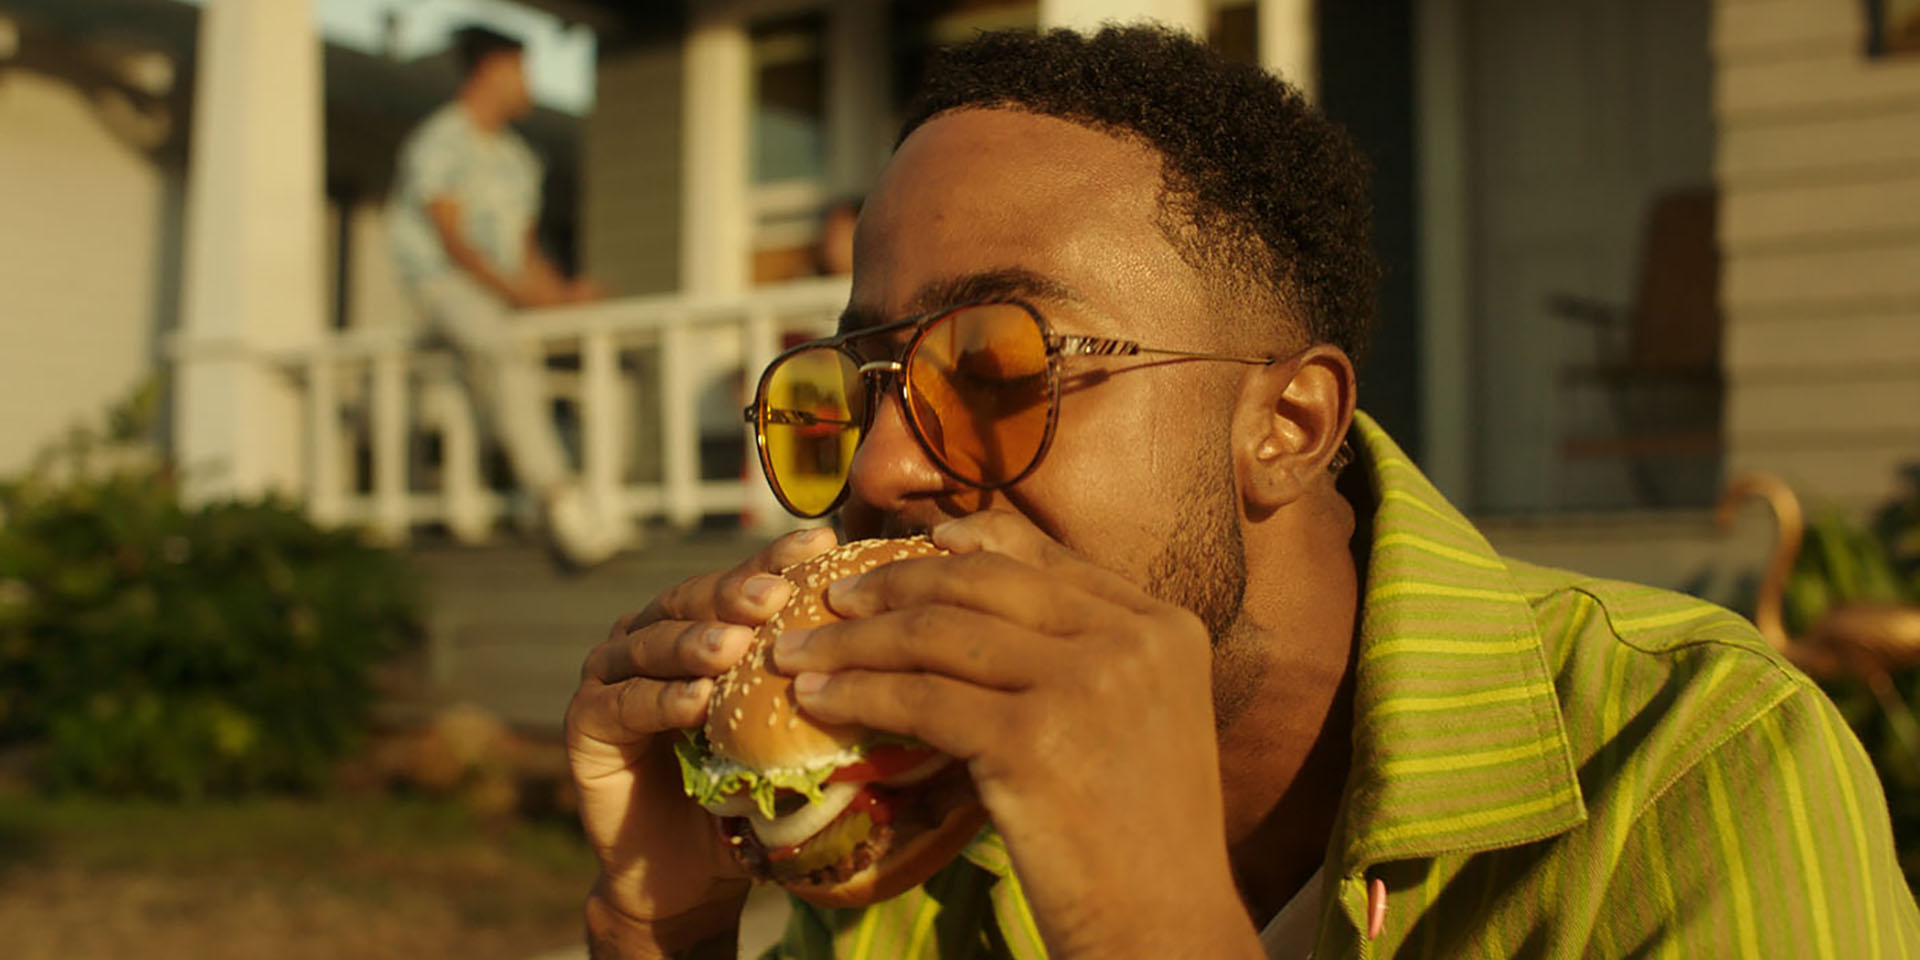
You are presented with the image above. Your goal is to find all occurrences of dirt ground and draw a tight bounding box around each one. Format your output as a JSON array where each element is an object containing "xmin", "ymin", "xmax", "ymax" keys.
[{"xmin": 0, "ymin": 793, "xmax": 598, "ymax": 960}]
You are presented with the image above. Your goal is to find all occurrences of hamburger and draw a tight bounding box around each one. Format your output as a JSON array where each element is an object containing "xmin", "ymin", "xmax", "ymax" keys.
[{"xmin": 674, "ymin": 537, "xmax": 986, "ymax": 907}]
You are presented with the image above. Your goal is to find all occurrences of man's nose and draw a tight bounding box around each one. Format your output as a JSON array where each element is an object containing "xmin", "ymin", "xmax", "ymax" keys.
[{"xmin": 846, "ymin": 391, "xmax": 950, "ymax": 513}]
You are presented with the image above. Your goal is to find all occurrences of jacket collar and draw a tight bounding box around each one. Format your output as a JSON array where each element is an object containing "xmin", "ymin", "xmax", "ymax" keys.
[{"xmin": 1332, "ymin": 412, "xmax": 1586, "ymax": 875}]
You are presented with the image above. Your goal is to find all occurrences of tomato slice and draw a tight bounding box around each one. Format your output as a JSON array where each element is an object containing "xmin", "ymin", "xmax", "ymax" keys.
[
  {"xmin": 826, "ymin": 744, "xmax": 937, "ymax": 784},
  {"xmin": 850, "ymin": 784, "xmax": 897, "ymax": 825}
]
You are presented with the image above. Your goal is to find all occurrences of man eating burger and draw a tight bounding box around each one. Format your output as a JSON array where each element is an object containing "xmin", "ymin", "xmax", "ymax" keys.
[{"xmin": 566, "ymin": 25, "xmax": 1920, "ymax": 960}]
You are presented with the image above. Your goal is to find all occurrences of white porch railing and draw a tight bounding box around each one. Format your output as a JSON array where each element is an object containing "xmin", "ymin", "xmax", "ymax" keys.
[{"xmin": 263, "ymin": 277, "xmax": 850, "ymax": 546}]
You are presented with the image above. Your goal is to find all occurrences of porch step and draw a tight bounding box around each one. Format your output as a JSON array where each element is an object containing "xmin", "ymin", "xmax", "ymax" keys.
[{"xmin": 403, "ymin": 530, "xmax": 779, "ymax": 732}]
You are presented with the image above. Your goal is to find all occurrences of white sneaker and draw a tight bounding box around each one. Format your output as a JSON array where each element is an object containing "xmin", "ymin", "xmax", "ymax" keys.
[{"xmin": 545, "ymin": 485, "xmax": 617, "ymax": 569}]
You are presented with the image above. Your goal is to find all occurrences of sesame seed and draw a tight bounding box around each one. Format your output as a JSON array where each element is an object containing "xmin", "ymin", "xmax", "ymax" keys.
[
  {"xmin": 766, "ymin": 713, "xmax": 776, "ymax": 727},
  {"xmin": 733, "ymin": 707, "xmax": 744, "ymax": 721},
  {"xmin": 787, "ymin": 717, "xmax": 798, "ymax": 729}
]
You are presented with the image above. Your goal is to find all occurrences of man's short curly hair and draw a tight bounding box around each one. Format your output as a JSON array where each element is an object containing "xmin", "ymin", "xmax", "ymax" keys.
[{"xmin": 899, "ymin": 25, "xmax": 1378, "ymax": 367}]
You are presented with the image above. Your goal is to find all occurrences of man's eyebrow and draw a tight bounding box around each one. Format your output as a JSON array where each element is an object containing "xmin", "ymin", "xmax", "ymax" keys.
[
  {"xmin": 835, "ymin": 268, "xmax": 1080, "ymax": 336},
  {"xmin": 835, "ymin": 302, "xmax": 890, "ymax": 336},
  {"xmin": 906, "ymin": 269, "xmax": 1079, "ymax": 315}
]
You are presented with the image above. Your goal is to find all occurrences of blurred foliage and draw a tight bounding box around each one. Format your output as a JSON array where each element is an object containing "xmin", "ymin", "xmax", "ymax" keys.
[
  {"xmin": 1783, "ymin": 506, "xmax": 1913, "ymax": 636},
  {"xmin": 1877, "ymin": 466, "xmax": 1920, "ymax": 601},
  {"xmin": 0, "ymin": 382, "xmax": 421, "ymax": 799},
  {"xmin": 1770, "ymin": 474, "xmax": 1920, "ymax": 881}
]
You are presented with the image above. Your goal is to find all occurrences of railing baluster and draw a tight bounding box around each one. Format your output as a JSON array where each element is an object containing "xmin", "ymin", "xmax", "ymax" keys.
[
  {"xmin": 660, "ymin": 320, "xmax": 700, "ymax": 530},
  {"xmin": 582, "ymin": 328, "xmax": 633, "ymax": 546},
  {"xmin": 741, "ymin": 305, "xmax": 785, "ymax": 535},
  {"xmin": 281, "ymin": 279, "xmax": 851, "ymax": 543},
  {"xmin": 371, "ymin": 347, "xmax": 409, "ymax": 544},
  {"xmin": 420, "ymin": 353, "xmax": 488, "ymax": 544},
  {"xmin": 305, "ymin": 353, "xmax": 344, "ymax": 527}
]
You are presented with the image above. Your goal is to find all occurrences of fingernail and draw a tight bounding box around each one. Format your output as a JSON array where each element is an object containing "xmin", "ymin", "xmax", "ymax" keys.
[
  {"xmin": 798, "ymin": 526, "xmax": 833, "ymax": 545},
  {"xmin": 793, "ymin": 672, "xmax": 829, "ymax": 697},
  {"xmin": 773, "ymin": 628, "xmax": 812, "ymax": 663},
  {"xmin": 931, "ymin": 520, "xmax": 978, "ymax": 551},
  {"xmin": 743, "ymin": 575, "xmax": 785, "ymax": 606},
  {"xmin": 681, "ymin": 678, "xmax": 711, "ymax": 701},
  {"xmin": 704, "ymin": 625, "xmax": 743, "ymax": 653}
]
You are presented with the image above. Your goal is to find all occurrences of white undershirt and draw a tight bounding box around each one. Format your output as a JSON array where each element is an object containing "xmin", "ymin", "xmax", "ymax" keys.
[{"xmin": 1257, "ymin": 865, "xmax": 1327, "ymax": 960}]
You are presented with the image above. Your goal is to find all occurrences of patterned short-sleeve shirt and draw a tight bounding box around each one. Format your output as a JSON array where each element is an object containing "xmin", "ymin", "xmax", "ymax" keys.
[{"xmin": 386, "ymin": 103, "xmax": 542, "ymax": 288}]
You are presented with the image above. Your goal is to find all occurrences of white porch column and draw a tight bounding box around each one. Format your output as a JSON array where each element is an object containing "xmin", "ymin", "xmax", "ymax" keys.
[
  {"xmin": 172, "ymin": 0, "xmax": 325, "ymax": 505},
  {"xmin": 681, "ymin": 10, "xmax": 751, "ymax": 295},
  {"xmin": 675, "ymin": 10, "xmax": 752, "ymax": 529},
  {"xmin": 1259, "ymin": 0, "xmax": 1317, "ymax": 100},
  {"xmin": 1039, "ymin": 0, "xmax": 1206, "ymax": 35},
  {"xmin": 826, "ymin": 0, "xmax": 889, "ymax": 197}
]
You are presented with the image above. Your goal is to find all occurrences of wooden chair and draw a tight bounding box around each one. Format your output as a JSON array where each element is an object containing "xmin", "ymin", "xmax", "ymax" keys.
[{"xmin": 1553, "ymin": 187, "xmax": 1724, "ymax": 505}]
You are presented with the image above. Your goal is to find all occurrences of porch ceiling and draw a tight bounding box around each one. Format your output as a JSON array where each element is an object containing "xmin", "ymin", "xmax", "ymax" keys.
[{"xmin": 511, "ymin": 0, "xmax": 682, "ymax": 38}]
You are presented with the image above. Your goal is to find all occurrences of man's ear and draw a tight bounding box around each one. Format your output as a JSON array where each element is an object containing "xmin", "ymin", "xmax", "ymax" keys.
[{"xmin": 1233, "ymin": 345, "xmax": 1356, "ymax": 513}]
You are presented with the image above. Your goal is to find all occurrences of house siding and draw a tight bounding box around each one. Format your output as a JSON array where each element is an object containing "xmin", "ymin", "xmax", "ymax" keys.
[
  {"xmin": 0, "ymin": 71, "xmax": 172, "ymax": 475},
  {"xmin": 1713, "ymin": 0, "xmax": 1920, "ymax": 509},
  {"xmin": 583, "ymin": 40, "xmax": 683, "ymax": 297}
]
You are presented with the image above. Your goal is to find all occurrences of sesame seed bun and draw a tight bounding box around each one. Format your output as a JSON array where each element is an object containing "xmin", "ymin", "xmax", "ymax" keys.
[
  {"xmin": 696, "ymin": 536, "xmax": 987, "ymax": 907},
  {"xmin": 704, "ymin": 536, "xmax": 950, "ymax": 769}
]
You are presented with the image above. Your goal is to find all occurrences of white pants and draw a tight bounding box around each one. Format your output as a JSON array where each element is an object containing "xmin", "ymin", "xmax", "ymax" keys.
[{"xmin": 409, "ymin": 273, "xmax": 570, "ymax": 494}]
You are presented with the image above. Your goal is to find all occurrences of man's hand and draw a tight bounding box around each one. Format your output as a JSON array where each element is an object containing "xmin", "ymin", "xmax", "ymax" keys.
[
  {"xmin": 565, "ymin": 528, "xmax": 839, "ymax": 953},
  {"xmin": 565, "ymin": 277, "xmax": 608, "ymax": 303},
  {"xmin": 773, "ymin": 512, "xmax": 1263, "ymax": 959},
  {"xmin": 511, "ymin": 272, "xmax": 568, "ymax": 309}
]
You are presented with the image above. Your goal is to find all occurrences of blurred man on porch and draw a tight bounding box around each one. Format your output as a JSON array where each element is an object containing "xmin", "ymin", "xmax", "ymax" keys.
[{"xmin": 386, "ymin": 25, "xmax": 613, "ymax": 567}]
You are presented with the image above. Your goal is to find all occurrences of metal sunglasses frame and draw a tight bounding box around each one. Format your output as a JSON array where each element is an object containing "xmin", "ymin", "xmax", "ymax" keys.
[{"xmin": 743, "ymin": 300, "xmax": 1280, "ymax": 518}]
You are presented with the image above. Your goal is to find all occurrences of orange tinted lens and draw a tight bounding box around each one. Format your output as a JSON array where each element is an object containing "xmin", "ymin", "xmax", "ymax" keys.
[
  {"xmin": 906, "ymin": 304, "xmax": 1052, "ymax": 485},
  {"xmin": 761, "ymin": 347, "xmax": 862, "ymax": 516}
]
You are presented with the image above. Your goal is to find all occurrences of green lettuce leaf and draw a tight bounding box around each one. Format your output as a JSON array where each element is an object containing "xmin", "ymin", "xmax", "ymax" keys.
[{"xmin": 674, "ymin": 730, "xmax": 854, "ymax": 819}]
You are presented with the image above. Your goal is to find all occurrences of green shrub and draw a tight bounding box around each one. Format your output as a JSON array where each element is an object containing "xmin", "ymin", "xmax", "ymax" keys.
[{"xmin": 0, "ymin": 385, "xmax": 420, "ymax": 799}]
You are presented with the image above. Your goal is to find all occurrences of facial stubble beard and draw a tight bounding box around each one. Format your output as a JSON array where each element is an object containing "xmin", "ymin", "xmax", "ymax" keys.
[{"xmin": 1144, "ymin": 443, "xmax": 1265, "ymax": 731}]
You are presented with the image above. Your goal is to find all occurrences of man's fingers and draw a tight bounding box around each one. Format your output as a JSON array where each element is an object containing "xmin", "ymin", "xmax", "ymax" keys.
[
  {"xmin": 570, "ymin": 529, "xmax": 839, "ymax": 746},
  {"xmin": 565, "ymin": 676, "xmax": 712, "ymax": 746},
  {"xmin": 710, "ymin": 526, "xmax": 843, "ymax": 622},
  {"xmin": 761, "ymin": 524, "xmax": 843, "ymax": 570},
  {"xmin": 932, "ymin": 510, "xmax": 1155, "ymax": 612},
  {"xmin": 641, "ymin": 527, "xmax": 837, "ymax": 627},
  {"xmin": 789, "ymin": 669, "xmax": 1008, "ymax": 761},
  {"xmin": 603, "ymin": 609, "xmax": 644, "ymax": 647},
  {"xmin": 583, "ymin": 620, "xmax": 755, "ymax": 685},
  {"xmin": 589, "ymin": 527, "xmax": 836, "ymax": 686},
  {"xmin": 823, "ymin": 550, "xmax": 1106, "ymax": 635},
  {"xmin": 772, "ymin": 606, "xmax": 1048, "ymax": 689}
]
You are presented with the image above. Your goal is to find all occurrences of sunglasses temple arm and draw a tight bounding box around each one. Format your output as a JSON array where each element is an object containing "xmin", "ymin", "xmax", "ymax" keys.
[
  {"xmin": 1134, "ymin": 349, "xmax": 1275, "ymax": 365},
  {"xmin": 1055, "ymin": 335, "xmax": 1272, "ymax": 366},
  {"xmin": 749, "ymin": 405, "xmax": 862, "ymax": 428}
]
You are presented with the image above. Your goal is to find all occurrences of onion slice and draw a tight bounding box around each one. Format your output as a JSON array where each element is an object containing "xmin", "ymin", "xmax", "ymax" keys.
[
  {"xmin": 699, "ymin": 790, "xmax": 758, "ymax": 818},
  {"xmin": 747, "ymin": 781, "xmax": 862, "ymax": 849}
]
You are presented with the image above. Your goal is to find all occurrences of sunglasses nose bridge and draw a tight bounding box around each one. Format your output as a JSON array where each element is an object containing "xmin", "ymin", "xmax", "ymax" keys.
[{"xmin": 855, "ymin": 360, "xmax": 905, "ymax": 420}]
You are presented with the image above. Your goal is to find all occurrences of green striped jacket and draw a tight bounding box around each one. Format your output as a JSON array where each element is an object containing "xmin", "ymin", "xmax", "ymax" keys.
[{"xmin": 762, "ymin": 412, "xmax": 1920, "ymax": 958}]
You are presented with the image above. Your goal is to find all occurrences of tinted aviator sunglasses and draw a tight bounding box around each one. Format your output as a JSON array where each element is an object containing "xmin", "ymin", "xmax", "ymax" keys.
[{"xmin": 744, "ymin": 300, "xmax": 1307, "ymax": 518}]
